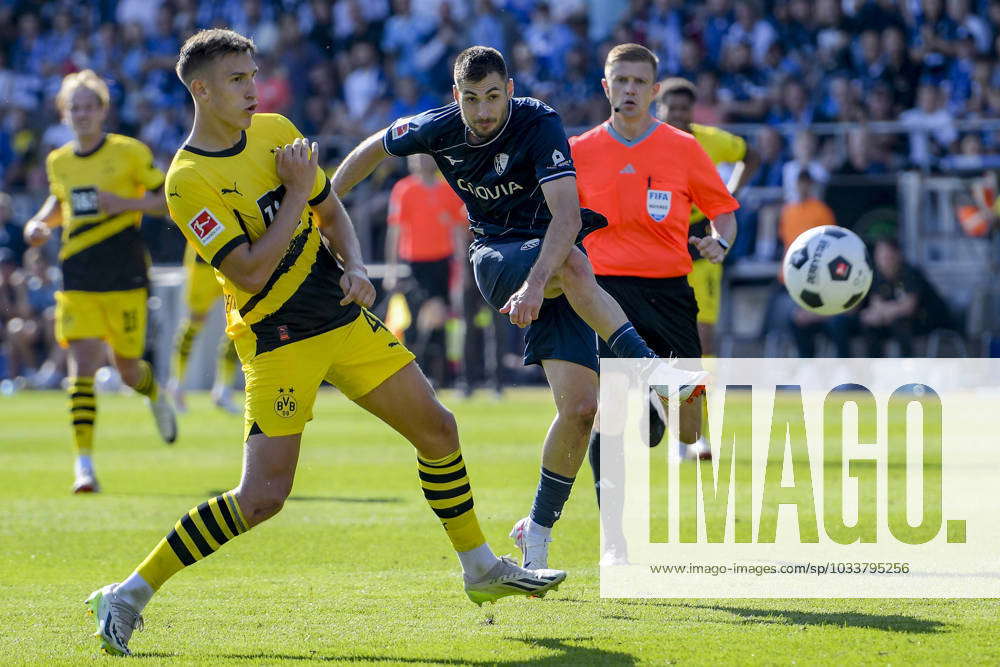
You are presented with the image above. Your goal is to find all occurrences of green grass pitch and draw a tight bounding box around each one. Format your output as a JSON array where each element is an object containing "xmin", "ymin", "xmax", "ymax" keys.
[{"xmin": 1, "ymin": 388, "xmax": 998, "ymax": 665}]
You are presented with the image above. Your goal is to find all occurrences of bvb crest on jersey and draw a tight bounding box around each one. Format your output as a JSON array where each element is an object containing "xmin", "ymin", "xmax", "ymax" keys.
[{"xmin": 274, "ymin": 388, "xmax": 297, "ymax": 418}]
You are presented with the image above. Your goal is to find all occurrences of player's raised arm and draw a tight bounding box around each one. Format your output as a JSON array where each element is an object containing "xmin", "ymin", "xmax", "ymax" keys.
[
  {"xmin": 530, "ymin": 176, "xmax": 582, "ymax": 285},
  {"xmin": 97, "ymin": 188, "xmax": 168, "ymax": 218},
  {"xmin": 217, "ymin": 138, "xmax": 318, "ymax": 293},
  {"xmin": 23, "ymin": 195, "xmax": 63, "ymax": 247},
  {"xmin": 332, "ymin": 129, "xmax": 392, "ymax": 198},
  {"xmin": 312, "ymin": 190, "xmax": 376, "ymax": 308}
]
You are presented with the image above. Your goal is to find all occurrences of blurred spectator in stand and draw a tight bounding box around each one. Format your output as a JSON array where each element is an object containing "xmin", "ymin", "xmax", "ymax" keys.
[
  {"xmin": 782, "ymin": 129, "xmax": 829, "ymax": 202},
  {"xmin": 255, "ymin": 54, "xmax": 293, "ymax": 114},
  {"xmin": 388, "ymin": 76, "xmax": 440, "ymax": 120},
  {"xmin": 881, "ymin": 26, "xmax": 919, "ymax": 113},
  {"xmin": 701, "ymin": 0, "xmax": 735, "ymax": 68},
  {"xmin": 735, "ymin": 127, "xmax": 785, "ymax": 259},
  {"xmin": 2, "ymin": 247, "xmax": 63, "ymax": 385},
  {"xmin": 851, "ymin": 0, "xmax": 905, "ymax": 33},
  {"xmin": 382, "ymin": 0, "xmax": 438, "ymax": 83},
  {"xmin": 859, "ymin": 237, "xmax": 952, "ymax": 356},
  {"xmin": 723, "ymin": 0, "xmax": 777, "ymax": 66},
  {"xmin": 343, "ymin": 42, "xmax": 385, "ymax": 121},
  {"xmin": 717, "ymin": 40, "xmax": 768, "ymax": 120},
  {"xmin": 412, "ymin": 3, "xmax": 464, "ymax": 91},
  {"xmin": 767, "ymin": 78, "xmax": 817, "ymax": 125},
  {"xmin": 836, "ymin": 127, "xmax": 889, "ymax": 176},
  {"xmin": 230, "ymin": 0, "xmax": 280, "ymax": 54},
  {"xmin": 0, "ymin": 193, "xmax": 26, "ymax": 266},
  {"xmin": 675, "ymin": 39, "xmax": 704, "ymax": 82},
  {"xmin": 899, "ymin": 81, "xmax": 958, "ymax": 169},
  {"xmin": 524, "ymin": 2, "xmax": 577, "ymax": 80},
  {"xmin": 944, "ymin": 0, "xmax": 991, "ymax": 54},
  {"xmin": 467, "ymin": 0, "xmax": 509, "ymax": 54}
]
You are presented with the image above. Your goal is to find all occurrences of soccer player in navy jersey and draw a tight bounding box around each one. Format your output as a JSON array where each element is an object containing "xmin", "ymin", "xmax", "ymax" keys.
[{"xmin": 334, "ymin": 46, "xmax": 700, "ymax": 571}]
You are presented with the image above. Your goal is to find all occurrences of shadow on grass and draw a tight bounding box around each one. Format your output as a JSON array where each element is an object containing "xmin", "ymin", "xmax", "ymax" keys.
[
  {"xmin": 694, "ymin": 604, "xmax": 947, "ymax": 634},
  {"xmin": 209, "ymin": 637, "xmax": 636, "ymax": 664},
  {"xmin": 604, "ymin": 599, "xmax": 946, "ymax": 634}
]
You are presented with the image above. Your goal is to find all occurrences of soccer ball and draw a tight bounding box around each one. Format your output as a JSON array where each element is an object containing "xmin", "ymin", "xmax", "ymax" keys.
[{"xmin": 782, "ymin": 226, "xmax": 873, "ymax": 315}]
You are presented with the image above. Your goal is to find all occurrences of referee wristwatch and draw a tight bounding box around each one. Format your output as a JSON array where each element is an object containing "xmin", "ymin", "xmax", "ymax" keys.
[{"xmin": 712, "ymin": 234, "xmax": 731, "ymax": 255}]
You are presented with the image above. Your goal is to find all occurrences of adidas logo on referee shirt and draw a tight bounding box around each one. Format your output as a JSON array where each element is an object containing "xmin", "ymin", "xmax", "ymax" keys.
[{"xmin": 619, "ymin": 163, "xmax": 636, "ymax": 174}]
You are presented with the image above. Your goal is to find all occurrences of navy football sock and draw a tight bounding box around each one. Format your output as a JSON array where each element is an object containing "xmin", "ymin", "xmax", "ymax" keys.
[
  {"xmin": 607, "ymin": 323, "xmax": 656, "ymax": 359},
  {"xmin": 529, "ymin": 467, "xmax": 575, "ymax": 528},
  {"xmin": 588, "ymin": 430, "xmax": 601, "ymax": 506}
]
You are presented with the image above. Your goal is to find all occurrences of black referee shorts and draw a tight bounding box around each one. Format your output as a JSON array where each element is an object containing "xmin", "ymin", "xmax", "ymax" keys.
[
  {"xmin": 596, "ymin": 274, "xmax": 702, "ymax": 359},
  {"xmin": 408, "ymin": 258, "xmax": 451, "ymax": 302}
]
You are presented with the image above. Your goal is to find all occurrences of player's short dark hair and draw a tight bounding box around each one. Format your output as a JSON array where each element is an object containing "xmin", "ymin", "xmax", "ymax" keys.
[
  {"xmin": 658, "ymin": 77, "xmax": 698, "ymax": 103},
  {"xmin": 176, "ymin": 29, "xmax": 256, "ymax": 86},
  {"xmin": 604, "ymin": 43, "xmax": 659, "ymax": 77},
  {"xmin": 453, "ymin": 46, "xmax": 508, "ymax": 85}
]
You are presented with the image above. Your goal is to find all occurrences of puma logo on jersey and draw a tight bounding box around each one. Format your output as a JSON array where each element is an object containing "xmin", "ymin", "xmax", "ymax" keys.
[
  {"xmin": 168, "ymin": 188, "xmax": 181, "ymax": 198},
  {"xmin": 220, "ymin": 182, "xmax": 242, "ymax": 195}
]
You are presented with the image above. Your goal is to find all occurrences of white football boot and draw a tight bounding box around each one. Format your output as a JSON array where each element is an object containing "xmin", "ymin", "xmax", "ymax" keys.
[
  {"xmin": 85, "ymin": 584, "xmax": 143, "ymax": 656},
  {"xmin": 147, "ymin": 393, "xmax": 178, "ymax": 444},
  {"xmin": 510, "ymin": 517, "xmax": 552, "ymax": 570},
  {"xmin": 464, "ymin": 556, "xmax": 566, "ymax": 606}
]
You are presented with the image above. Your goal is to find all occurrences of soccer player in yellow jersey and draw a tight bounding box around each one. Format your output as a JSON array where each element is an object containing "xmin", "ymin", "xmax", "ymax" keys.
[
  {"xmin": 168, "ymin": 243, "xmax": 241, "ymax": 414},
  {"xmin": 23, "ymin": 70, "xmax": 178, "ymax": 494},
  {"xmin": 656, "ymin": 78, "xmax": 760, "ymax": 357},
  {"xmin": 84, "ymin": 30, "xmax": 565, "ymax": 657}
]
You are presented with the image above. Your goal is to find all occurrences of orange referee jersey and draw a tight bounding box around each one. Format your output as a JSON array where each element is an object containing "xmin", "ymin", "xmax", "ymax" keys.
[
  {"xmin": 571, "ymin": 119, "xmax": 739, "ymax": 278},
  {"xmin": 388, "ymin": 174, "xmax": 466, "ymax": 262}
]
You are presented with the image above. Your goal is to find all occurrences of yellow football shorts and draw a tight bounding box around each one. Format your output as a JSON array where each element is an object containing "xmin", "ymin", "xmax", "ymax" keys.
[
  {"xmin": 242, "ymin": 310, "xmax": 415, "ymax": 440},
  {"xmin": 186, "ymin": 261, "xmax": 223, "ymax": 317},
  {"xmin": 55, "ymin": 288, "xmax": 147, "ymax": 358},
  {"xmin": 687, "ymin": 259, "xmax": 723, "ymax": 325}
]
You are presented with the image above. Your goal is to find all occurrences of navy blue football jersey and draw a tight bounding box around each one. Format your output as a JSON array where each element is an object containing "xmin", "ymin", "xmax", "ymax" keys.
[{"xmin": 382, "ymin": 97, "xmax": 576, "ymax": 240}]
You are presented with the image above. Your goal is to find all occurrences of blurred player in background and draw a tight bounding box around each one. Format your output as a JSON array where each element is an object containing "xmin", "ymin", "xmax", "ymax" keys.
[
  {"xmin": 384, "ymin": 153, "xmax": 466, "ymax": 387},
  {"xmin": 335, "ymin": 46, "xmax": 703, "ymax": 575},
  {"xmin": 656, "ymin": 77, "xmax": 759, "ymax": 358},
  {"xmin": 572, "ymin": 45, "xmax": 739, "ymax": 562},
  {"xmin": 168, "ymin": 243, "xmax": 242, "ymax": 414},
  {"xmin": 85, "ymin": 31, "xmax": 565, "ymax": 658},
  {"xmin": 22, "ymin": 70, "xmax": 177, "ymax": 494}
]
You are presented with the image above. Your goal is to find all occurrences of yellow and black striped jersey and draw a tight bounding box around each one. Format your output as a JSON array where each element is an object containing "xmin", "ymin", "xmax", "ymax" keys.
[
  {"xmin": 688, "ymin": 123, "xmax": 746, "ymax": 225},
  {"xmin": 45, "ymin": 133, "xmax": 164, "ymax": 291},
  {"xmin": 165, "ymin": 113, "xmax": 358, "ymax": 360}
]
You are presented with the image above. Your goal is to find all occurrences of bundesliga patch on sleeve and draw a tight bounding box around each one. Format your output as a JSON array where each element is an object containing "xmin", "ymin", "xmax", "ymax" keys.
[
  {"xmin": 391, "ymin": 120, "xmax": 411, "ymax": 139},
  {"xmin": 188, "ymin": 208, "xmax": 225, "ymax": 245}
]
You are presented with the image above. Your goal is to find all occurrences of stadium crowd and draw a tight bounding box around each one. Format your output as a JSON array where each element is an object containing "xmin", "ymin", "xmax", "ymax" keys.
[{"xmin": 2, "ymin": 0, "xmax": 998, "ymax": 386}]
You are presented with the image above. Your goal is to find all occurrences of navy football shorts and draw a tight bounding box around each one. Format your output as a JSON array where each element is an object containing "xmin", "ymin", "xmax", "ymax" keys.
[{"xmin": 470, "ymin": 237, "xmax": 599, "ymax": 374}]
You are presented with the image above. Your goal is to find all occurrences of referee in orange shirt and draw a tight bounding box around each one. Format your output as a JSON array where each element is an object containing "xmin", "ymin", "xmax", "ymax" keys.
[
  {"xmin": 385, "ymin": 154, "xmax": 466, "ymax": 385},
  {"xmin": 570, "ymin": 44, "xmax": 739, "ymax": 547}
]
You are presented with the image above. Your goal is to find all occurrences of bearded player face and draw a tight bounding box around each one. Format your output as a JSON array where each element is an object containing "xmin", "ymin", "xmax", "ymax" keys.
[{"xmin": 453, "ymin": 73, "xmax": 514, "ymax": 142}]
